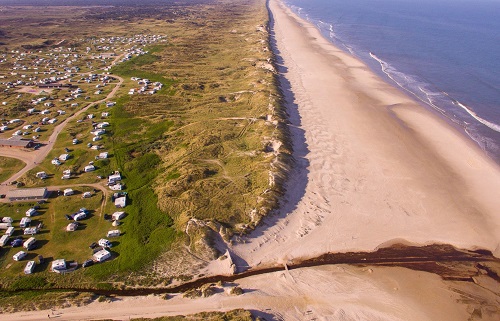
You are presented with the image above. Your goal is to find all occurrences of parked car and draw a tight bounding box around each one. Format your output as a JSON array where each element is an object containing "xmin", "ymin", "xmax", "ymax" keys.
[
  {"xmin": 82, "ymin": 259, "xmax": 94, "ymax": 268},
  {"xmin": 89, "ymin": 242, "xmax": 98, "ymax": 249},
  {"xmin": 11, "ymin": 238, "xmax": 23, "ymax": 247}
]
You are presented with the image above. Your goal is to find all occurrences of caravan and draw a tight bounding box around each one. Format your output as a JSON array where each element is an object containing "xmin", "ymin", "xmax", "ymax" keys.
[{"xmin": 23, "ymin": 237, "xmax": 36, "ymax": 250}]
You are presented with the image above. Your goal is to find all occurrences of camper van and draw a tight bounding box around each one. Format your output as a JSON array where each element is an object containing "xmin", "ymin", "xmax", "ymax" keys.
[{"xmin": 0, "ymin": 234, "xmax": 9, "ymax": 247}]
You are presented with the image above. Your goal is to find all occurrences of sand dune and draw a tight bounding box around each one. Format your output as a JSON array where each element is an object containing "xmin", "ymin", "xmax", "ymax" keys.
[{"xmin": 227, "ymin": 0, "xmax": 500, "ymax": 269}]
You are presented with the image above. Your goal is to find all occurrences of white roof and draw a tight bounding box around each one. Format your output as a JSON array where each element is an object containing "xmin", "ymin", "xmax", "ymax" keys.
[
  {"xmin": 51, "ymin": 259, "xmax": 66, "ymax": 271},
  {"xmin": 93, "ymin": 249, "xmax": 111, "ymax": 262}
]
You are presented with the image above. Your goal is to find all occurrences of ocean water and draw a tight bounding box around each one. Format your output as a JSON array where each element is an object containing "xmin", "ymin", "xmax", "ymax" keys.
[{"xmin": 284, "ymin": 0, "xmax": 500, "ymax": 162}]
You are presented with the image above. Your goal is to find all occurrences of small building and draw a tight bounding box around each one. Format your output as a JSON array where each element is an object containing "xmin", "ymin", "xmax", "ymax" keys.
[
  {"xmin": 111, "ymin": 211, "xmax": 125, "ymax": 221},
  {"xmin": 24, "ymin": 260, "xmax": 36, "ymax": 274},
  {"xmin": 63, "ymin": 188, "xmax": 74, "ymax": 196},
  {"xmin": 7, "ymin": 187, "xmax": 48, "ymax": 202},
  {"xmin": 93, "ymin": 249, "xmax": 111, "ymax": 262},
  {"xmin": 0, "ymin": 137, "xmax": 34, "ymax": 148}
]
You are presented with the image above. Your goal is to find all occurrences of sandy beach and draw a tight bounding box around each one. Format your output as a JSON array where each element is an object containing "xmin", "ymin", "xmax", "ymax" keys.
[
  {"xmin": 3, "ymin": 265, "xmax": 497, "ymax": 321},
  {"xmin": 223, "ymin": 0, "xmax": 500, "ymax": 269},
  {"xmin": 2, "ymin": 0, "xmax": 499, "ymax": 320}
]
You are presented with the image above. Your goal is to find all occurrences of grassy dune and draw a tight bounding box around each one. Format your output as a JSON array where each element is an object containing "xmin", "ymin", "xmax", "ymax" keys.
[{"xmin": 0, "ymin": 0, "xmax": 289, "ymax": 296}]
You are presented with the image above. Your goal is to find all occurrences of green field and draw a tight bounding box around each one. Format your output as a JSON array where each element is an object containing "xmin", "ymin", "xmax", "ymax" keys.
[{"xmin": 0, "ymin": 157, "xmax": 25, "ymax": 183}]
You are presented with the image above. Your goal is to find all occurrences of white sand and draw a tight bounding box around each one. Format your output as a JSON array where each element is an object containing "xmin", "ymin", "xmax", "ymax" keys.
[
  {"xmin": 221, "ymin": 0, "xmax": 500, "ymax": 270},
  {"xmin": 4, "ymin": 265, "xmax": 498, "ymax": 321}
]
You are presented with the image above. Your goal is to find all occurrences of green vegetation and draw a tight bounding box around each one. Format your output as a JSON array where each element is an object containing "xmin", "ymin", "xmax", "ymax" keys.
[
  {"xmin": 0, "ymin": 0, "xmax": 290, "ymax": 301},
  {"xmin": 127, "ymin": 310, "xmax": 254, "ymax": 321},
  {"xmin": 0, "ymin": 156, "xmax": 25, "ymax": 183}
]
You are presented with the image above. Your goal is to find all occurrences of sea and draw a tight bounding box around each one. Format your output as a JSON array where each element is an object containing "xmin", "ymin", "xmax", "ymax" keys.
[{"xmin": 284, "ymin": 0, "xmax": 500, "ymax": 163}]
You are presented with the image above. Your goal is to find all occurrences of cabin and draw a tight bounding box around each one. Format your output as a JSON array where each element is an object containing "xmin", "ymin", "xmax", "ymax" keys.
[{"xmin": 93, "ymin": 249, "xmax": 111, "ymax": 262}]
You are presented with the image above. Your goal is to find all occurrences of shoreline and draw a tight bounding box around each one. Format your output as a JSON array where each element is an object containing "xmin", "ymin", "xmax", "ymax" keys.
[
  {"xmin": 284, "ymin": 2, "xmax": 500, "ymax": 165},
  {"xmin": 226, "ymin": 0, "xmax": 500, "ymax": 268}
]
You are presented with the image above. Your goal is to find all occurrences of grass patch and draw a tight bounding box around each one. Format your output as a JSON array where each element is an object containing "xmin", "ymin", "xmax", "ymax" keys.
[{"xmin": 0, "ymin": 156, "xmax": 25, "ymax": 183}]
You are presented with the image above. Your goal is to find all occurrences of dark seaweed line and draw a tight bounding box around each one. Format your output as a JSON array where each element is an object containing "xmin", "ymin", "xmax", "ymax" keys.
[{"xmin": 3, "ymin": 244, "xmax": 498, "ymax": 297}]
